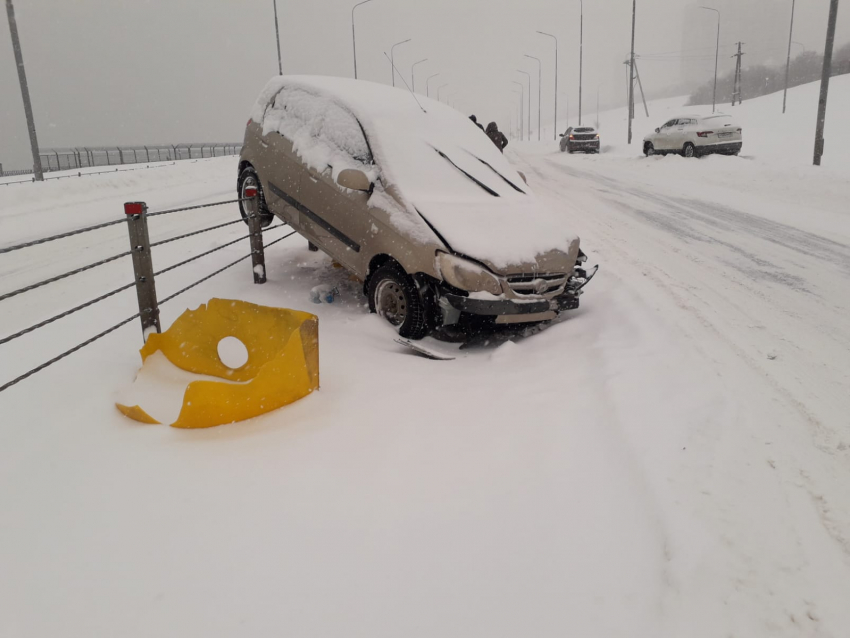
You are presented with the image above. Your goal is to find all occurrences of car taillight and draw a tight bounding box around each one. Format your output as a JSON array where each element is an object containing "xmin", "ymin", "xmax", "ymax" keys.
[
  {"xmin": 737, "ymin": 128, "xmax": 742, "ymax": 133},
  {"xmin": 595, "ymin": 134, "xmax": 600, "ymax": 138},
  {"xmin": 696, "ymin": 131, "xmax": 714, "ymax": 138},
  {"xmin": 569, "ymin": 135, "xmax": 575, "ymax": 140},
  {"xmin": 247, "ymin": 119, "xmax": 252, "ymax": 127}
]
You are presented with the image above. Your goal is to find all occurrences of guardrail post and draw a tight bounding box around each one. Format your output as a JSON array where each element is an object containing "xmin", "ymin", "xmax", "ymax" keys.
[
  {"xmin": 243, "ymin": 189, "xmax": 266, "ymax": 284},
  {"xmin": 124, "ymin": 202, "xmax": 161, "ymax": 339}
]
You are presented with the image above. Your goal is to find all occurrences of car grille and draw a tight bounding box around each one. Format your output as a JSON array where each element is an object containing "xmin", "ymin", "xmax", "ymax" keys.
[{"xmin": 507, "ymin": 273, "xmax": 567, "ymax": 296}]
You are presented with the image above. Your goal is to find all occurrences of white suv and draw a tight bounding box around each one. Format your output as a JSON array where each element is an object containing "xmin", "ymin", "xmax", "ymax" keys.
[{"xmin": 643, "ymin": 114, "xmax": 742, "ymax": 158}]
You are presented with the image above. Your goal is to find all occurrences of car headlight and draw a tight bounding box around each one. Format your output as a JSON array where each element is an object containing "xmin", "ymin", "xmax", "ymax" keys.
[{"xmin": 437, "ymin": 252, "xmax": 503, "ymax": 295}]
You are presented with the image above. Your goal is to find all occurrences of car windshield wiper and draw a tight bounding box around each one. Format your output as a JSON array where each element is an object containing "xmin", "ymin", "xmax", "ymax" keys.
[
  {"xmin": 434, "ymin": 148, "xmax": 499, "ymax": 197},
  {"xmin": 474, "ymin": 157, "xmax": 525, "ymax": 194}
]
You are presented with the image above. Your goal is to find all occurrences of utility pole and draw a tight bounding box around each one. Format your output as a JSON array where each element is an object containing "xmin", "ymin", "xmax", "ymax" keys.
[
  {"xmin": 814, "ymin": 0, "xmax": 840, "ymax": 166},
  {"xmin": 731, "ymin": 43, "xmax": 745, "ymax": 106},
  {"xmin": 411, "ymin": 58, "xmax": 428, "ymax": 94},
  {"xmin": 426, "ymin": 73, "xmax": 440, "ymax": 98},
  {"xmin": 273, "ymin": 0, "xmax": 283, "ymax": 75},
  {"xmin": 782, "ymin": 0, "xmax": 796, "ymax": 113},
  {"xmin": 351, "ymin": 0, "xmax": 374, "ymax": 80},
  {"xmin": 596, "ymin": 86, "xmax": 600, "ymax": 129},
  {"xmin": 6, "ymin": 0, "xmax": 44, "ymax": 180},
  {"xmin": 633, "ymin": 57, "xmax": 650, "ymax": 117},
  {"xmin": 627, "ymin": 0, "xmax": 636, "ymax": 144}
]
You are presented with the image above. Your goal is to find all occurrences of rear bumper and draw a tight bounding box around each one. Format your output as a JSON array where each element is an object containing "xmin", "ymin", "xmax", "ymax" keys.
[
  {"xmin": 699, "ymin": 141, "xmax": 742, "ymax": 154},
  {"xmin": 568, "ymin": 140, "xmax": 600, "ymax": 151}
]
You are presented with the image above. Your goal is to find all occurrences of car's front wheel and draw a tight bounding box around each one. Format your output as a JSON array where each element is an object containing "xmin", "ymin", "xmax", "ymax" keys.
[
  {"xmin": 368, "ymin": 262, "xmax": 429, "ymax": 340},
  {"xmin": 644, "ymin": 142, "xmax": 656, "ymax": 157},
  {"xmin": 237, "ymin": 166, "xmax": 274, "ymax": 228}
]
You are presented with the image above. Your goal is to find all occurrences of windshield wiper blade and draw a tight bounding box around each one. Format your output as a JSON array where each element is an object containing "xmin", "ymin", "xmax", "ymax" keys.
[
  {"xmin": 475, "ymin": 157, "xmax": 525, "ymax": 194},
  {"xmin": 434, "ymin": 148, "xmax": 499, "ymax": 197}
]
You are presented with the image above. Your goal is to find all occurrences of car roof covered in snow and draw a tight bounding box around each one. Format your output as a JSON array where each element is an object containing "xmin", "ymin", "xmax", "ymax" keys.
[{"xmin": 251, "ymin": 75, "xmax": 578, "ymax": 269}]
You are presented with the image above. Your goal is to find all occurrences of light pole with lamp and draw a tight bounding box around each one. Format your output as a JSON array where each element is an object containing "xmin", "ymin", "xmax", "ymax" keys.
[
  {"xmin": 411, "ymin": 58, "xmax": 428, "ymax": 93},
  {"xmin": 700, "ymin": 6, "xmax": 721, "ymax": 114},
  {"xmin": 512, "ymin": 82, "xmax": 525, "ymax": 140},
  {"xmin": 524, "ymin": 55, "xmax": 542, "ymax": 141},
  {"xmin": 351, "ymin": 0, "xmax": 374, "ymax": 79},
  {"xmin": 537, "ymin": 31, "xmax": 558, "ymax": 139},
  {"xmin": 390, "ymin": 38, "xmax": 411, "ymax": 87},
  {"xmin": 782, "ymin": 0, "xmax": 796, "ymax": 114},
  {"xmin": 273, "ymin": 0, "xmax": 283, "ymax": 75},
  {"xmin": 516, "ymin": 70, "xmax": 531, "ymax": 141},
  {"xmin": 426, "ymin": 73, "xmax": 440, "ymax": 98}
]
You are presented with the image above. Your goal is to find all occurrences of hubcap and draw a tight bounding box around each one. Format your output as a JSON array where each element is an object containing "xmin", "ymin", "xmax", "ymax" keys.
[
  {"xmin": 685, "ymin": 146, "xmax": 694, "ymax": 157},
  {"xmin": 375, "ymin": 280, "xmax": 408, "ymax": 327}
]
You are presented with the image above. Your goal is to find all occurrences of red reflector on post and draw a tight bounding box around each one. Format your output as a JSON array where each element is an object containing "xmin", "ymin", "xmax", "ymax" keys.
[
  {"xmin": 124, "ymin": 202, "xmax": 143, "ymax": 216},
  {"xmin": 244, "ymin": 187, "xmax": 257, "ymax": 198}
]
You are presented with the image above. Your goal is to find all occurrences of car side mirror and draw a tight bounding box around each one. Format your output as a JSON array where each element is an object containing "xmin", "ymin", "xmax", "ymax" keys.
[
  {"xmin": 655, "ymin": 128, "xmax": 660, "ymax": 133},
  {"xmin": 336, "ymin": 168, "xmax": 372, "ymax": 192},
  {"xmin": 559, "ymin": 133, "xmax": 565, "ymax": 137},
  {"xmin": 518, "ymin": 171, "xmax": 528, "ymax": 185}
]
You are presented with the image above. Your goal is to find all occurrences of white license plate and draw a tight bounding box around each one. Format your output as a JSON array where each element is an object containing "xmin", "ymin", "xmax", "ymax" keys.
[{"xmin": 718, "ymin": 132, "xmax": 732, "ymax": 138}]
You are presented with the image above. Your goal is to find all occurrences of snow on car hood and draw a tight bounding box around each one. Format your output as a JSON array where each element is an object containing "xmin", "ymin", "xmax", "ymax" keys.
[{"xmin": 252, "ymin": 76, "xmax": 578, "ymax": 271}]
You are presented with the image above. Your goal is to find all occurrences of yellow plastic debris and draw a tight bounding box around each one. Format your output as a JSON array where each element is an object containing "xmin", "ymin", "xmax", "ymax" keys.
[{"xmin": 116, "ymin": 299, "xmax": 319, "ymax": 429}]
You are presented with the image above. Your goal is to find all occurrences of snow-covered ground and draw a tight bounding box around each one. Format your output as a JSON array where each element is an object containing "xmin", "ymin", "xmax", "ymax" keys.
[{"xmin": 1, "ymin": 79, "xmax": 849, "ymax": 637}]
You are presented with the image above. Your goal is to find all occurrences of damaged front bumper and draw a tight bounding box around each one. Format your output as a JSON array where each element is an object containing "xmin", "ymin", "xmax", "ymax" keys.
[{"xmin": 438, "ymin": 262, "xmax": 599, "ymax": 325}]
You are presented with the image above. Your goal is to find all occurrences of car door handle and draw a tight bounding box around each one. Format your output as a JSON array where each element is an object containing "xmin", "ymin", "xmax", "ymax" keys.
[
  {"xmin": 308, "ymin": 176, "xmax": 319, "ymax": 183},
  {"xmin": 259, "ymin": 140, "xmax": 269, "ymax": 148}
]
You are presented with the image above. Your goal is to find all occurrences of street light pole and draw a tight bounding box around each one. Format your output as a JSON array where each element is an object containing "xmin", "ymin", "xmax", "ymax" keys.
[
  {"xmin": 700, "ymin": 6, "xmax": 721, "ymax": 114},
  {"xmin": 273, "ymin": 0, "xmax": 283, "ymax": 75},
  {"xmin": 411, "ymin": 58, "xmax": 428, "ymax": 93},
  {"xmin": 628, "ymin": 0, "xmax": 636, "ymax": 144},
  {"xmin": 814, "ymin": 0, "xmax": 840, "ymax": 166},
  {"xmin": 390, "ymin": 38, "xmax": 411, "ymax": 87},
  {"xmin": 524, "ymin": 55, "xmax": 542, "ymax": 141},
  {"xmin": 782, "ymin": 0, "xmax": 796, "ymax": 114},
  {"xmin": 578, "ymin": 0, "xmax": 584, "ymax": 125},
  {"xmin": 537, "ymin": 31, "xmax": 558, "ymax": 140},
  {"xmin": 426, "ymin": 73, "xmax": 440, "ymax": 98},
  {"xmin": 351, "ymin": 0, "xmax": 374, "ymax": 80},
  {"xmin": 512, "ymin": 81, "xmax": 525, "ymax": 140},
  {"xmin": 517, "ymin": 70, "xmax": 531, "ymax": 141},
  {"xmin": 438, "ymin": 83, "xmax": 449, "ymax": 102},
  {"xmin": 5, "ymin": 0, "xmax": 43, "ymax": 180}
]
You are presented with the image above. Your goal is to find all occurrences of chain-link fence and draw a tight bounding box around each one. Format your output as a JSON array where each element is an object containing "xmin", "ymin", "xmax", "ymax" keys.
[{"xmin": 0, "ymin": 144, "xmax": 242, "ymax": 177}]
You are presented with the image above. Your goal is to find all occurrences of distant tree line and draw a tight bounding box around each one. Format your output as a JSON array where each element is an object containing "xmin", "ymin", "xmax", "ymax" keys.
[{"xmin": 686, "ymin": 41, "xmax": 850, "ymax": 106}]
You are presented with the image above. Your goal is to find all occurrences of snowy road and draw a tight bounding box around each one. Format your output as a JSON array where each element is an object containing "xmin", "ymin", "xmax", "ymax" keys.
[{"xmin": 2, "ymin": 147, "xmax": 850, "ymax": 634}]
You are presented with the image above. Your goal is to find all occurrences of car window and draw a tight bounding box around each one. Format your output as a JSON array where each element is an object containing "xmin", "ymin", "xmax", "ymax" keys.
[
  {"xmin": 267, "ymin": 88, "xmax": 373, "ymax": 166},
  {"xmin": 663, "ymin": 119, "xmax": 677, "ymax": 128}
]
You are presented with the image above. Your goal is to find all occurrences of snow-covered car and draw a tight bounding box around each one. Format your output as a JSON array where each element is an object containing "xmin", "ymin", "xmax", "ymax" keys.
[
  {"xmin": 238, "ymin": 76, "xmax": 595, "ymax": 340},
  {"xmin": 559, "ymin": 126, "xmax": 600, "ymax": 153},
  {"xmin": 643, "ymin": 114, "xmax": 743, "ymax": 158}
]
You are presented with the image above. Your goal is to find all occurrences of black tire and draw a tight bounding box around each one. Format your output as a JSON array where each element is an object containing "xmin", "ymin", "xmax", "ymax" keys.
[
  {"xmin": 683, "ymin": 143, "xmax": 697, "ymax": 159},
  {"xmin": 237, "ymin": 166, "xmax": 274, "ymax": 228},
  {"xmin": 644, "ymin": 142, "xmax": 655, "ymax": 157},
  {"xmin": 367, "ymin": 262, "xmax": 429, "ymax": 340}
]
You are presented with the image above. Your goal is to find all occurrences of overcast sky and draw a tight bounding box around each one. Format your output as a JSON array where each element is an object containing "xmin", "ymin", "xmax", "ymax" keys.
[{"xmin": 2, "ymin": 0, "xmax": 847, "ymax": 169}]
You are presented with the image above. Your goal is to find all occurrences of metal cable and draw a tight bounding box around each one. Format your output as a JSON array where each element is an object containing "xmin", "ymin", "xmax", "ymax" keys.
[
  {"xmin": 0, "ymin": 250, "xmax": 132, "ymax": 303},
  {"xmin": 149, "ymin": 219, "xmax": 244, "ymax": 248},
  {"xmin": 0, "ymin": 313, "xmax": 140, "ymax": 394},
  {"xmin": 146, "ymin": 198, "xmax": 252, "ymax": 218},
  {"xmin": 158, "ymin": 229, "xmax": 297, "ymax": 306},
  {"xmin": 0, "ymin": 218, "xmax": 128, "ymax": 255},
  {"xmin": 152, "ymin": 224, "xmax": 286, "ymax": 277},
  {"xmin": 0, "ymin": 281, "xmax": 135, "ymax": 347}
]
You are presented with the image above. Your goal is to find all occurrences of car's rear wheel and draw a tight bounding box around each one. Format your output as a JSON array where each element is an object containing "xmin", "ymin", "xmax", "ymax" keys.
[
  {"xmin": 368, "ymin": 262, "xmax": 429, "ymax": 340},
  {"xmin": 644, "ymin": 142, "xmax": 656, "ymax": 157},
  {"xmin": 683, "ymin": 143, "xmax": 697, "ymax": 158},
  {"xmin": 237, "ymin": 166, "xmax": 274, "ymax": 228}
]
